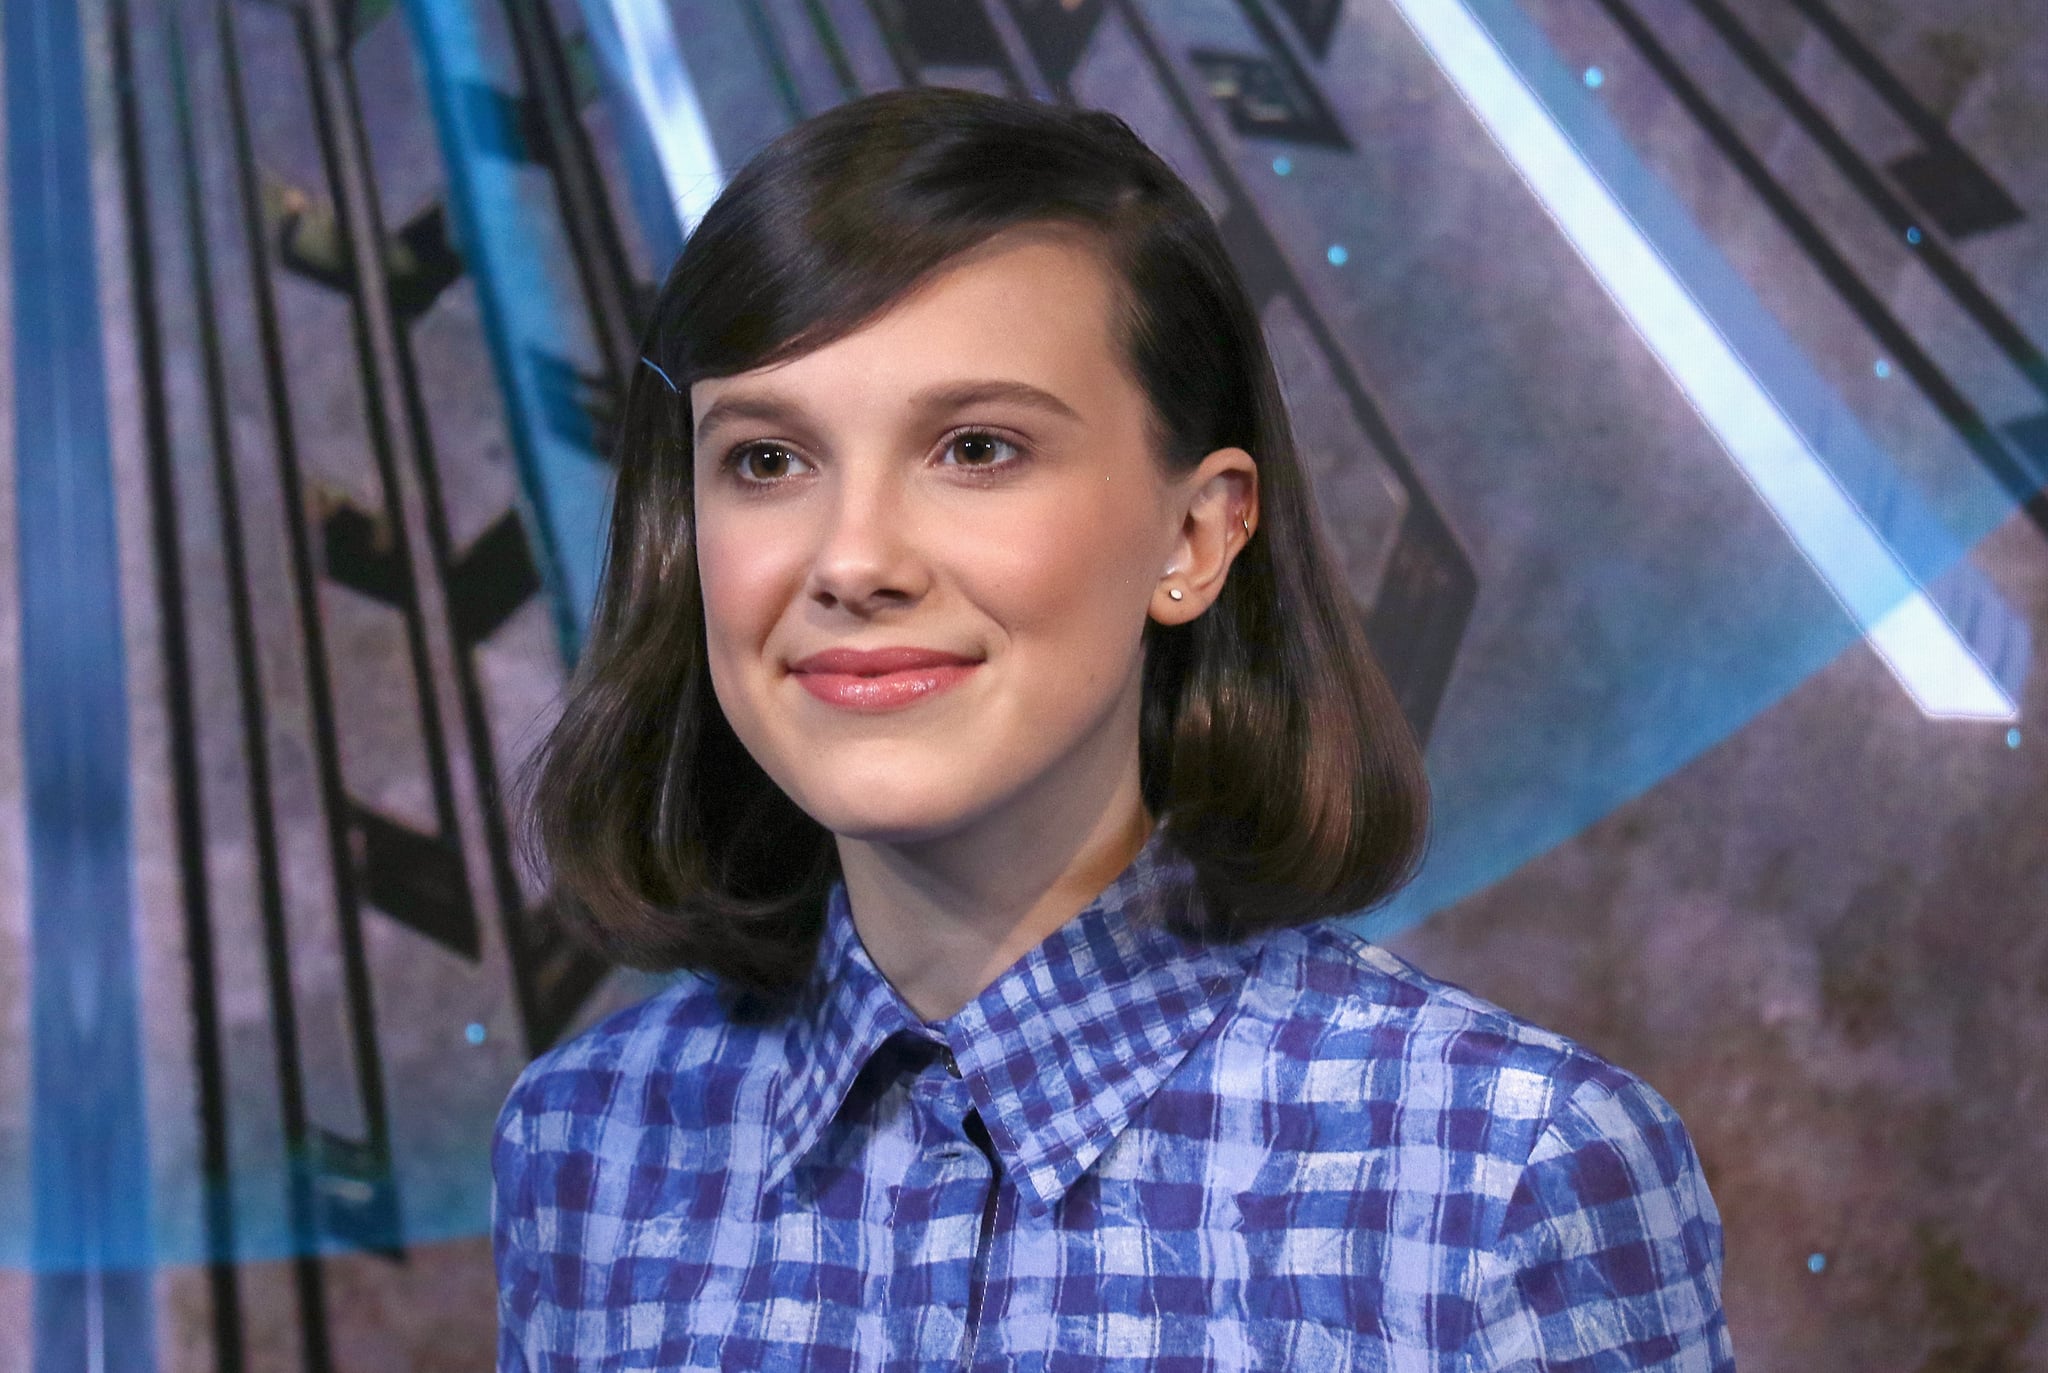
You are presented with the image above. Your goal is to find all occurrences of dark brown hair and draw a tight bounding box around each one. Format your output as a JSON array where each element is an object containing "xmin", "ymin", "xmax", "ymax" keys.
[{"xmin": 510, "ymin": 86, "xmax": 1429, "ymax": 1001}]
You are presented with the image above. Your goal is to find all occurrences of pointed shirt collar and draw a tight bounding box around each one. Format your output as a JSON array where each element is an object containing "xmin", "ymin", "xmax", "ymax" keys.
[{"xmin": 761, "ymin": 825, "xmax": 1264, "ymax": 1219}]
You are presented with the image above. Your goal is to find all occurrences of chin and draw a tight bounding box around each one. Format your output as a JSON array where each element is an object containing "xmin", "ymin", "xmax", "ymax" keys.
[
  {"xmin": 794, "ymin": 769, "xmax": 995, "ymax": 846},
  {"xmin": 811, "ymin": 809, "xmax": 982, "ymax": 849},
  {"xmin": 809, "ymin": 789, "xmax": 976, "ymax": 843}
]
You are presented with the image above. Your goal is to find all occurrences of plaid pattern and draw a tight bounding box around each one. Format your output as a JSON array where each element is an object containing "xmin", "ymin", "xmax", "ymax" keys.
[{"xmin": 494, "ymin": 827, "xmax": 1734, "ymax": 1370}]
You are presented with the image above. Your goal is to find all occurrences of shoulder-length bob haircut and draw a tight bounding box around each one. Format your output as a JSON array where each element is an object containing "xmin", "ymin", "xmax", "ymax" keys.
[{"xmin": 512, "ymin": 86, "xmax": 1430, "ymax": 1001}]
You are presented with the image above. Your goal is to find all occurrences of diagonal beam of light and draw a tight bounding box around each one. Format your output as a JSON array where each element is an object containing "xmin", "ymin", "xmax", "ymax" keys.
[
  {"xmin": 1384, "ymin": 0, "xmax": 2016, "ymax": 722},
  {"xmin": 598, "ymin": 0, "xmax": 726, "ymax": 234}
]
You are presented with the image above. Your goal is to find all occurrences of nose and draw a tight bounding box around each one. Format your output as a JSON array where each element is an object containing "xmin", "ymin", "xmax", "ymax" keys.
[{"xmin": 803, "ymin": 466, "xmax": 928, "ymax": 613}]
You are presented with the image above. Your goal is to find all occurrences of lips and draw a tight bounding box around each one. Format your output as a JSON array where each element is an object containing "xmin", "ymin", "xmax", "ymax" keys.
[
  {"xmin": 788, "ymin": 646, "xmax": 982, "ymax": 676},
  {"xmin": 789, "ymin": 647, "xmax": 983, "ymax": 714}
]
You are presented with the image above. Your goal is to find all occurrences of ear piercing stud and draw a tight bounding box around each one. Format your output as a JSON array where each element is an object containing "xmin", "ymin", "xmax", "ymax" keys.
[{"xmin": 1164, "ymin": 515, "xmax": 1253, "ymax": 603}]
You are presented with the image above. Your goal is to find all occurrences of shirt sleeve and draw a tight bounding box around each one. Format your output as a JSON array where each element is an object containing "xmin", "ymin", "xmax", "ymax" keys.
[
  {"xmin": 1466, "ymin": 1070, "xmax": 1737, "ymax": 1371},
  {"xmin": 493, "ymin": 1068, "xmax": 542, "ymax": 1373}
]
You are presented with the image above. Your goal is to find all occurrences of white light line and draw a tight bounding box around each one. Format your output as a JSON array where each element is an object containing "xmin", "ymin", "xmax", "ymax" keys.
[
  {"xmin": 603, "ymin": 0, "xmax": 726, "ymax": 232},
  {"xmin": 1383, "ymin": 0, "xmax": 2015, "ymax": 721}
]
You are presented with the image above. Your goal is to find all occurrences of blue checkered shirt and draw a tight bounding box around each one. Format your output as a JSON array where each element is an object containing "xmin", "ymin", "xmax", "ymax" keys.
[{"xmin": 493, "ymin": 826, "xmax": 1734, "ymax": 1369}]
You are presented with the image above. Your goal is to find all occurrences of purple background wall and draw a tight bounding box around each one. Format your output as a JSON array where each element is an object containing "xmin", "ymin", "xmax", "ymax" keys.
[{"xmin": 2, "ymin": 0, "xmax": 2043, "ymax": 1367}]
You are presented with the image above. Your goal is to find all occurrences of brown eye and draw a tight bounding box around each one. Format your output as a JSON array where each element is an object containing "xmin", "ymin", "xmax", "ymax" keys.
[
  {"xmin": 723, "ymin": 444, "xmax": 809, "ymax": 483},
  {"xmin": 719, "ymin": 429, "xmax": 1024, "ymax": 488},
  {"xmin": 942, "ymin": 430, "xmax": 1022, "ymax": 470}
]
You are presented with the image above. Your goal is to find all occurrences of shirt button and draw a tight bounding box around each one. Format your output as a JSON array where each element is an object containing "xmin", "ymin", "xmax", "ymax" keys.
[{"xmin": 939, "ymin": 1047, "xmax": 960, "ymax": 1077}]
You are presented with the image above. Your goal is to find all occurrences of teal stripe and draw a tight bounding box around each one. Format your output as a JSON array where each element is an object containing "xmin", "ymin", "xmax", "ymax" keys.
[
  {"xmin": 399, "ymin": 0, "xmax": 619, "ymax": 666},
  {"xmin": 6, "ymin": 0, "xmax": 159, "ymax": 1365}
]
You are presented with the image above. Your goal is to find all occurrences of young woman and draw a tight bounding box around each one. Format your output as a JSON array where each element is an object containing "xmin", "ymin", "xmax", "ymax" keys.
[{"xmin": 498, "ymin": 87, "xmax": 1733, "ymax": 1370}]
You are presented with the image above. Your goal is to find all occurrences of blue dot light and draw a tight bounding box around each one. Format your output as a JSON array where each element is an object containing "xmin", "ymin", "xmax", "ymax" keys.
[
  {"xmin": 2008, "ymin": 727, "xmax": 2022, "ymax": 749},
  {"xmin": 1584, "ymin": 66, "xmax": 1605, "ymax": 88},
  {"xmin": 1874, "ymin": 359, "xmax": 1891, "ymax": 378},
  {"xmin": 1905, "ymin": 226, "xmax": 1922, "ymax": 245},
  {"xmin": 1273, "ymin": 156, "xmax": 1292, "ymax": 176},
  {"xmin": 1807, "ymin": 1252, "xmax": 1827, "ymax": 1274},
  {"xmin": 1327, "ymin": 244, "xmax": 1349, "ymax": 266},
  {"xmin": 466, "ymin": 1022, "xmax": 487, "ymax": 1045}
]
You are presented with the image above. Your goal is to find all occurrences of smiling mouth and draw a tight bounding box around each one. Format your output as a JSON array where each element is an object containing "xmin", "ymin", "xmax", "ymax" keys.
[{"xmin": 791, "ymin": 662, "xmax": 981, "ymax": 712}]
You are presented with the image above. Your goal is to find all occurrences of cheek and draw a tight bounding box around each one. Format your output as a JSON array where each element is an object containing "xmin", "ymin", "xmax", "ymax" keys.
[
  {"xmin": 694, "ymin": 526, "xmax": 782, "ymax": 643},
  {"xmin": 969, "ymin": 510, "xmax": 1141, "ymax": 648},
  {"xmin": 692, "ymin": 527, "xmax": 791, "ymax": 732}
]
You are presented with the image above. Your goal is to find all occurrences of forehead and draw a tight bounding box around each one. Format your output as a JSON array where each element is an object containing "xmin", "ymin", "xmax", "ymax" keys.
[{"xmin": 690, "ymin": 228, "xmax": 1130, "ymax": 416}]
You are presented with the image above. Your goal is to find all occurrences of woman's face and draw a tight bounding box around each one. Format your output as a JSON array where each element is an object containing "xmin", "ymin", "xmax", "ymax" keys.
[{"xmin": 689, "ymin": 226, "xmax": 1254, "ymax": 848}]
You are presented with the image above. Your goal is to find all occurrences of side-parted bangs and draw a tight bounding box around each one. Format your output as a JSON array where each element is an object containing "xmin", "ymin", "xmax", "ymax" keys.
[{"xmin": 509, "ymin": 87, "xmax": 1431, "ymax": 1002}]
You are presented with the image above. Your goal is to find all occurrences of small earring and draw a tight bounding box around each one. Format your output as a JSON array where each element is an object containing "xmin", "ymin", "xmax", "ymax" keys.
[{"xmin": 1168, "ymin": 588, "xmax": 1184, "ymax": 601}]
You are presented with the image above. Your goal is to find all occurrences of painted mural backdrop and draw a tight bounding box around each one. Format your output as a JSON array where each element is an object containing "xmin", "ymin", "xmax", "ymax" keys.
[{"xmin": 2, "ymin": 0, "xmax": 2042, "ymax": 1367}]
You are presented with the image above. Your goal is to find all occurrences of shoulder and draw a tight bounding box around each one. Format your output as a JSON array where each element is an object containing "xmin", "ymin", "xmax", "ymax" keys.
[
  {"xmin": 1241, "ymin": 920, "xmax": 1654, "ymax": 1119},
  {"xmin": 493, "ymin": 971, "xmax": 787, "ymax": 1158},
  {"xmin": 1232, "ymin": 920, "xmax": 1719, "ymax": 1226},
  {"xmin": 1237, "ymin": 922, "xmax": 1732, "ymax": 1365}
]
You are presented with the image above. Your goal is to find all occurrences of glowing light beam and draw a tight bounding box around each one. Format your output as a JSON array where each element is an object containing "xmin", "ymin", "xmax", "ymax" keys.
[
  {"xmin": 1383, "ymin": 0, "xmax": 2016, "ymax": 722},
  {"xmin": 599, "ymin": 0, "xmax": 726, "ymax": 233}
]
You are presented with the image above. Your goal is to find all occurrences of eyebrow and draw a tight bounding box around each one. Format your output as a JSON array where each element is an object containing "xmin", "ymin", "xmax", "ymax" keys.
[{"xmin": 692, "ymin": 378, "xmax": 1082, "ymax": 449}]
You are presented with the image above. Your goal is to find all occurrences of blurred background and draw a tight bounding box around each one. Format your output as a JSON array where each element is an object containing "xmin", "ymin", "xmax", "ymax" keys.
[{"xmin": 3, "ymin": 0, "xmax": 2043, "ymax": 1367}]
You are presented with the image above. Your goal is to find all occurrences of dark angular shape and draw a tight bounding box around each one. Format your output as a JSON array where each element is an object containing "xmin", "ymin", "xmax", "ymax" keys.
[
  {"xmin": 386, "ymin": 200, "xmax": 466, "ymax": 321},
  {"xmin": 352, "ymin": 804, "xmax": 481, "ymax": 960},
  {"xmin": 1886, "ymin": 145, "xmax": 2025, "ymax": 240},
  {"xmin": 447, "ymin": 507, "xmax": 541, "ymax": 647},
  {"xmin": 313, "ymin": 481, "xmax": 412, "ymax": 607}
]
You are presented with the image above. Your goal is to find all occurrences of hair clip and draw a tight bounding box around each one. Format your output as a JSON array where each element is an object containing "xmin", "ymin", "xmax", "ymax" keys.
[{"xmin": 640, "ymin": 356, "xmax": 680, "ymax": 393}]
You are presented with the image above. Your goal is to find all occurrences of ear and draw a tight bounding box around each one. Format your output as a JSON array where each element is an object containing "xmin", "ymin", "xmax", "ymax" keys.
[{"xmin": 1151, "ymin": 448, "xmax": 1259, "ymax": 623}]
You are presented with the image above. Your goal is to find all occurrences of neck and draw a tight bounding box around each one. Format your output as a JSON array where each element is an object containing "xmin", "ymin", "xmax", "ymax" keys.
[{"xmin": 834, "ymin": 745, "xmax": 1154, "ymax": 1024}]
